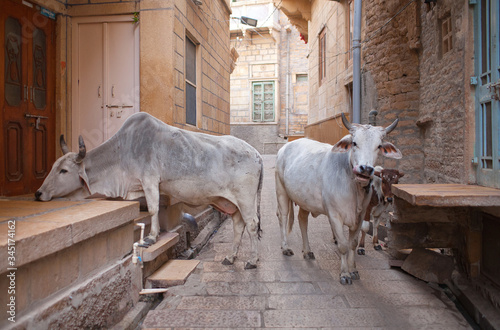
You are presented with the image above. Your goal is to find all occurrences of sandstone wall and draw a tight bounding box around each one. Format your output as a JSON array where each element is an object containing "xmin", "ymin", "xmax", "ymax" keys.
[{"xmin": 361, "ymin": 0, "xmax": 423, "ymax": 183}]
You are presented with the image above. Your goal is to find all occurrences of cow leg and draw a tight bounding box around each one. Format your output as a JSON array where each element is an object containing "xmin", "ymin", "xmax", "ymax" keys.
[
  {"xmin": 327, "ymin": 212, "xmax": 352, "ymax": 285},
  {"xmin": 348, "ymin": 227, "xmax": 361, "ymax": 280},
  {"xmin": 142, "ymin": 179, "xmax": 161, "ymax": 245},
  {"xmin": 372, "ymin": 215, "xmax": 382, "ymax": 250},
  {"xmin": 276, "ymin": 174, "xmax": 294, "ymax": 256},
  {"xmin": 358, "ymin": 229, "xmax": 366, "ymax": 255},
  {"xmin": 222, "ymin": 210, "xmax": 245, "ymax": 266},
  {"xmin": 298, "ymin": 208, "xmax": 314, "ymax": 259},
  {"xmin": 240, "ymin": 206, "xmax": 260, "ymax": 269}
]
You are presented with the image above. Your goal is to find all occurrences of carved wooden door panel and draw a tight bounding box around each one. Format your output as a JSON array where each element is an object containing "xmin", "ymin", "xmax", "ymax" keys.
[{"xmin": 0, "ymin": 0, "xmax": 55, "ymax": 196}]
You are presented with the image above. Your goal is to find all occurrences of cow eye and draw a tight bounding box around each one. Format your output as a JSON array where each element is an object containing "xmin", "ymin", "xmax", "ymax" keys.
[
  {"xmin": 378, "ymin": 145, "xmax": 382, "ymax": 149},
  {"xmin": 60, "ymin": 169, "xmax": 68, "ymax": 174},
  {"xmin": 352, "ymin": 142, "xmax": 358, "ymax": 147}
]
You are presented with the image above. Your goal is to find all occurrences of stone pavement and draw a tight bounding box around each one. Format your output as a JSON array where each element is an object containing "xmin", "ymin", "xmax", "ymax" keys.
[{"xmin": 142, "ymin": 155, "xmax": 472, "ymax": 329}]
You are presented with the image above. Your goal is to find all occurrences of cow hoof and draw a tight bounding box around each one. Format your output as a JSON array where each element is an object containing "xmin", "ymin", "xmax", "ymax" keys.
[
  {"xmin": 374, "ymin": 245, "xmax": 382, "ymax": 251},
  {"xmin": 350, "ymin": 271, "xmax": 360, "ymax": 280},
  {"xmin": 222, "ymin": 257, "xmax": 234, "ymax": 265},
  {"xmin": 143, "ymin": 237, "xmax": 156, "ymax": 247},
  {"xmin": 244, "ymin": 262, "xmax": 257, "ymax": 270},
  {"xmin": 340, "ymin": 276, "xmax": 352, "ymax": 285},
  {"xmin": 303, "ymin": 252, "xmax": 316, "ymax": 260},
  {"xmin": 357, "ymin": 248, "xmax": 365, "ymax": 255},
  {"xmin": 282, "ymin": 249, "xmax": 294, "ymax": 256}
]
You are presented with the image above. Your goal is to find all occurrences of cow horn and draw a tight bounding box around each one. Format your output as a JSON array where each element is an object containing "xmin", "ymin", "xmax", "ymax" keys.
[
  {"xmin": 385, "ymin": 118, "xmax": 399, "ymax": 134},
  {"xmin": 341, "ymin": 112, "xmax": 352, "ymax": 130},
  {"xmin": 60, "ymin": 135, "xmax": 70, "ymax": 155},
  {"xmin": 76, "ymin": 135, "xmax": 86, "ymax": 162}
]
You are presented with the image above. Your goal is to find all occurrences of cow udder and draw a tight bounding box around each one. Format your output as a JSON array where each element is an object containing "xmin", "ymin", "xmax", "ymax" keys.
[{"xmin": 211, "ymin": 197, "xmax": 238, "ymax": 215}]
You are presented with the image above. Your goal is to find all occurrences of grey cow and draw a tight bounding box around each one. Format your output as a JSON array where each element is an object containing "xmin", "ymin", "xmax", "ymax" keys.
[
  {"xmin": 275, "ymin": 113, "xmax": 401, "ymax": 284},
  {"xmin": 36, "ymin": 112, "xmax": 264, "ymax": 269}
]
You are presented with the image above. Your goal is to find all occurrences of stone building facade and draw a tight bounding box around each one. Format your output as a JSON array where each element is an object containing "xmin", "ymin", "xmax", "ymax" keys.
[{"xmin": 229, "ymin": 1, "xmax": 309, "ymax": 154}]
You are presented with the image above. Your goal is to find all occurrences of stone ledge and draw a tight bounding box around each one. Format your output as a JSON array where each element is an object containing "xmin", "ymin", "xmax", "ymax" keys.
[
  {"xmin": 0, "ymin": 199, "xmax": 139, "ymax": 270},
  {"xmin": 393, "ymin": 184, "xmax": 500, "ymax": 207}
]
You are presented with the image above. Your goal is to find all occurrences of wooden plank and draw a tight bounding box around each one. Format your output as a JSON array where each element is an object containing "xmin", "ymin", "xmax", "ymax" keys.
[
  {"xmin": 393, "ymin": 184, "xmax": 500, "ymax": 207},
  {"xmin": 146, "ymin": 259, "xmax": 200, "ymax": 288}
]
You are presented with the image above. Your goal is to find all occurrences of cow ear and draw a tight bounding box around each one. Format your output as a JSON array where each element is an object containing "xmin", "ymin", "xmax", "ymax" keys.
[
  {"xmin": 332, "ymin": 135, "xmax": 352, "ymax": 153},
  {"xmin": 399, "ymin": 171, "xmax": 405, "ymax": 178},
  {"xmin": 379, "ymin": 142, "xmax": 402, "ymax": 159},
  {"xmin": 78, "ymin": 166, "xmax": 91, "ymax": 194}
]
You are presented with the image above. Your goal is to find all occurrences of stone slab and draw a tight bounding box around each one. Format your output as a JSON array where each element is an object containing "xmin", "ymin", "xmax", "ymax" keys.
[
  {"xmin": 142, "ymin": 310, "xmax": 261, "ymax": 328},
  {"xmin": 401, "ymin": 248, "xmax": 454, "ymax": 284},
  {"xmin": 146, "ymin": 259, "xmax": 199, "ymax": 288},
  {"xmin": 0, "ymin": 200, "xmax": 139, "ymax": 270},
  {"xmin": 393, "ymin": 184, "xmax": 500, "ymax": 207},
  {"xmin": 141, "ymin": 232, "xmax": 179, "ymax": 262}
]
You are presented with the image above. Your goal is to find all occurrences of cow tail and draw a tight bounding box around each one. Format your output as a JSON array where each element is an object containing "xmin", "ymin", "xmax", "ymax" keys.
[
  {"xmin": 287, "ymin": 199, "xmax": 294, "ymax": 233},
  {"xmin": 256, "ymin": 157, "xmax": 264, "ymax": 239}
]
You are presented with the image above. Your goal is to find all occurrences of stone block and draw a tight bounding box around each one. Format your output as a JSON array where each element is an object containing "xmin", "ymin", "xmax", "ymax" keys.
[
  {"xmin": 401, "ymin": 248, "xmax": 454, "ymax": 284},
  {"xmin": 107, "ymin": 223, "xmax": 134, "ymax": 261},
  {"xmin": 146, "ymin": 259, "xmax": 200, "ymax": 288},
  {"xmin": 79, "ymin": 231, "xmax": 109, "ymax": 278}
]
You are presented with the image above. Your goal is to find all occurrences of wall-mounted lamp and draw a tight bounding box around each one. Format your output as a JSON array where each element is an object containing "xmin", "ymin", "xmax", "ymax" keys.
[{"xmin": 240, "ymin": 16, "xmax": 258, "ymax": 27}]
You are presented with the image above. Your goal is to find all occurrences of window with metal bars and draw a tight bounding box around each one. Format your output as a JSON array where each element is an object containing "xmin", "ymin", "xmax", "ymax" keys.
[{"xmin": 252, "ymin": 81, "xmax": 275, "ymax": 122}]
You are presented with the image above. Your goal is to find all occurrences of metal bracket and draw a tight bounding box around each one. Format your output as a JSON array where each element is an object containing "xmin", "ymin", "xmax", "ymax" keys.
[
  {"xmin": 25, "ymin": 113, "xmax": 48, "ymax": 130},
  {"xmin": 488, "ymin": 81, "xmax": 500, "ymax": 100},
  {"xmin": 470, "ymin": 76, "xmax": 478, "ymax": 85}
]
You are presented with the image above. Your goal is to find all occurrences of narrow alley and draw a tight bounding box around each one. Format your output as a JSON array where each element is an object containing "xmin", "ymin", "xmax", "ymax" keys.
[{"xmin": 141, "ymin": 155, "xmax": 471, "ymax": 329}]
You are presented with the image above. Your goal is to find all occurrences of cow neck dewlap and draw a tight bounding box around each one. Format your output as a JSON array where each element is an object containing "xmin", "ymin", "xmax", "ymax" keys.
[{"xmin": 84, "ymin": 148, "xmax": 126, "ymax": 198}]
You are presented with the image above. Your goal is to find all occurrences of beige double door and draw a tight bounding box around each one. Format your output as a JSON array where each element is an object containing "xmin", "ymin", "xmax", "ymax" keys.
[{"xmin": 72, "ymin": 16, "xmax": 139, "ymax": 151}]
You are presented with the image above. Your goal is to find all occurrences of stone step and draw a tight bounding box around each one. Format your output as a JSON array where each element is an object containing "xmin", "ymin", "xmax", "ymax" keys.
[
  {"xmin": 141, "ymin": 231, "xmax": 179, "ymax": 262},
  {"xmin": 146, "ymin": 259, "xmax": 200, "ymax": 288}
]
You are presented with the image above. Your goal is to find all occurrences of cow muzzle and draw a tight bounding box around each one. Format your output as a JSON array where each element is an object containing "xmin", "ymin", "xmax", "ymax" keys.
[{"xmin": 353, "ymin": 165, "xmax": 374, "ymax": 184}]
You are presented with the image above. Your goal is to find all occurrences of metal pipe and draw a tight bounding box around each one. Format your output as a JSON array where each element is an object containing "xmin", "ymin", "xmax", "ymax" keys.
[
  {"xmin": 352, "ymin": 0, "xmax": 362, "ymax": 124},
  {"xmin": 285, "ymin": 27, "xmax": 291, "ymax": 135}
]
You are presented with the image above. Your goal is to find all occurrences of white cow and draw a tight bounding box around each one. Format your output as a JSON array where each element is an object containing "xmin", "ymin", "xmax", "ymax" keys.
[
  {"xmin": 36, "ymin": 112, "xmax": 264, "ymax": 269},
  {"xmin": 275, "ymin": 113, "xmax": 401, "ymax": 284}
]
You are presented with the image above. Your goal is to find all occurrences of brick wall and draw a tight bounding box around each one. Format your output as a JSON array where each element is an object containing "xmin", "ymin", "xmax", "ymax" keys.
[
  {"xmin": 418, "ymin": 0, "xmax": 471, "ymax": 183},
  {"xmin": 172, "ymin": 0, "xmax": 231, "ymax": 135},
  {"xmin": 278, "ymin": 12, "xmax": 309, "ymax": 136},
  {"xmin": 361, "ymin": 0, "xmax": 424, "ymax": 183},
  {"xmin": 308, "ymin": 1, "xmax": 351, "ymax": 125}
]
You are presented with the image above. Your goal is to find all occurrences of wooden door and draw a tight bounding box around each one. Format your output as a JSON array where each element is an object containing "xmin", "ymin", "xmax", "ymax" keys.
[
  {"xmin": 72, "ymin": 17, "xmax": 139, "ymax": 151},
  {"xmin": 0, "ymin": 0, "xmax": 56, "ymax": 196}
]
